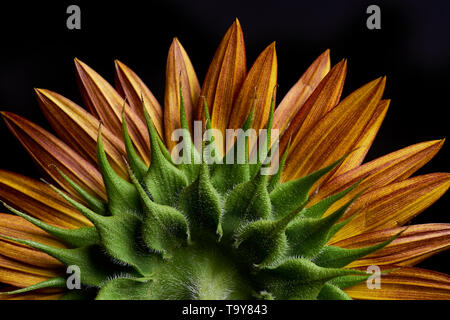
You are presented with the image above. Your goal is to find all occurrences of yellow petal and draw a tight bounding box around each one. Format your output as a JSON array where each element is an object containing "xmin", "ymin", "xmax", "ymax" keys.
[
  {"xmin": 164, "ymin": 38, "xmax": 201, "ymax": 152},
  {"xmin": 0, "ymin": 213, "xmax": 65, "ymax": 248},
  {"xmin": 198, "ymin": 19, "xmax": 246, "ymax": 154},
  {"xmin": 74, "ymin": 58, "xmax": 150, "ymax": 163},
  {"xmin": 344, "ymin": 266, "xmax": 450, "ymax": 300},
  {"xmin": 0, "ymin": 254, "xmax": 60, "ymax": 288},
  {"xmin": 273, "ymin": 49, "xmax": 331, "ymax": 135},
  {"xmin": 330, "ymin": 173, "xmax": 450, "ymax": 242},
  {"xmin": 0, "ymin": 170, "xmax": 91, "ymax": 228},
  {"xmin": 333, "ymin": 224, "xmax": 450, "ymax": 267},
  {"xmin": 35, "ymin": 89, "xmax": 128, "ymax": 177},
  {"xmin": 283, "ymin": 77, "xmax": 385, "ymax": 182},
  {"xmin": 1, "ymin": 112, "xmax": 106, "ymax": 202},
  {"xmin": 0, "ymin": 214, "xmax": 63, "ymax": 269},
  {"xmin": 228, "ymin": 42, "xmax": 277, "ymax": 149},
  {"xmin": 115, "ymin": 60, "xmax": 164, "ymax": 139},
  {"xmin": 312, "ymin": 139, "xmax": 444, "ymax": 211},
  {"xmin": 330, "ymin": 99, "xmax": 390, "ymax": 178},
  {"xmin": 278, "ymin": 59, "xmax": 346, "ymax": 155}
]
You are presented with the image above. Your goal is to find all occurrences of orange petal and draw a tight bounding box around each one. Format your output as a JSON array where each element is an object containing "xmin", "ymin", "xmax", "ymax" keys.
[
  {"xmin": 333, "ymin": 224, "xmax": 450, "ymax": 267},
  {"xmin": 1, "ymin": 112, "xmax": 106, "ymax": 201},
  {"xmin": 273, "ymin": 49, "xmax": 331, "ymax": 136},
  {"xmin": 0, "ymin": 213, "xmax": 65, "ymax": 248},
  {"xmin": 228, "ymin": 42, "xmax": 277, "ymax": 149},
  {"xmin": 330, "ymin": 99, "xmax": 390, "ymax": 178},
  {"xmin": 35, "ymin": 89, "xmax": 128, "ymax": 177},
  {"xmin": 278, "ymin": 59, "xmax": 346, "ymax": 155},
  {"xmin": 0, "ymin": 254, "xmax": 60, "ymax": 288},
  {"xmin": 164, "ymin": 38, "xmax": 201, "ymax": 152},
  {"xmin": 330, "ymin": 173, "xmax": 450, "ymax": 242},
  {"xmin": 0, "ymin": 170, "xmax": 91, "ymax": 228},
  {"xmin": 0, "ymin": 214, "xmax": 63, "ymax": 269},
  {"xmin": 283, "ymin": 77, "xmax": 385, "ymax": 182},
  {"xmin": 344, "ymin": 266, "xmax": 450, "ymax": 300},
  {"xmin": 74, "ymin": 58, "xmax": 150, "ymax": 163},
  {"xmin": 0, "ymin": 290, "xmax": 64, "ymax": 300},
  {"xmin": 198, "ymin": 19, "xmax": 246, "ymax": 154},
  {"xmin": 312, "ymin": 139, "xmax": 445, "ymax": 211},
  {"xmin": 115, "ymin": 60, "xmax": 164, "ymax": 139}
]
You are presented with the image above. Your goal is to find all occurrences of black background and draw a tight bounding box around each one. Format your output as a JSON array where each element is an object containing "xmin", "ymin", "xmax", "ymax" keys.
[{"xmin": 0, "ymin": 0, "xmax": 448, "ymax": 274}]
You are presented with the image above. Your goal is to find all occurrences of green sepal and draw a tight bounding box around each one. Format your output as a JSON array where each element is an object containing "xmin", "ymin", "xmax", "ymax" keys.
[
  {"xmin": 177, "ymin": 162, "xmax": 222, "ymax": 241},
  {"xmin": 234, "ymin": 201, "xmax": 307, "ymax": 267},
  {"xmin": 96, "ymin": 277, "xmax": 152, "ymax": 300},
  {"xmin": 211, "ymin": 108, "xmax": 254, "ymax": 194},
  {"xmin": 122, "ymin": 110, "xmax": 148, "ymax": 181},
  {"xmin": 2, "ymin": 201, "xmax": 99, "ymax": 248},
  {"xmin": 285, "ymin": 194, "xmax": 361, "ymax": 258},
  {"xmin": 249, "ymin": 91, "xmax": 275, "ymax": 178},
  {"xmin": 0, "ymin": 277, "xmax": 66, "ymax": 295},
  {"xmin": 129, "ymin": 165, "xmax": 188, "ymax": 256},
  {"xmin": 303, "ymin": 180, "xmax": 362, "ymax": 219},
  {"xmin": 326, "ymin": 211, "xmax": 358, "ymax": 242},
  {"xmin": 330, "ymin": 268, "xmax": 395, "ymax": 289},
  {"xmin": 329, "ymin": 274, "xmax": 371, "ymax": 289},
  {"xmin": 270, "ymin": 155, "xmax": 346, "ymax": 220},
  {"xmin": 143, "ymin": 107, "xmax": 188, "ymax": 206},
  {"xmin": 202, "ymin": 98, "xmax": 220, "ymax": 172},
  {"xmin": 260, "ymin": 258, "xmax": 365, "ymax": 300},
  {"xmin": 234, "ymin": 220, "xmax": 286, "ymax": 267},
  {"xmin": 313, "ymin": 232, "xmax": 404, "ymax": 268},
  {"xmin": 221, "ymin": 173, "xmax": 270, "ymax": 239},
  {"xmin": 176, "ymin": 85, "xmax": 201, "ymax": 183},
  {"xmin": 316, "ymin": 283, "xmax": 352, "ymax": 300},
  {"xmin": 52, "ymin": 166, "xmax": 107, "ymax": 215},
  {"xmin": 97, "ymin": 128, "xmax": 141, "ymax": 216},
  {"xmin": 50, "ymin": 185, "xmax": 153, "ymax": 275},
  {"xmin": 0, "ymin": 234, "xmax": 124, "ymax": 287},
  {"xmin": 267, "ymin": 139, "xmax": 289, "ymax": 193}
]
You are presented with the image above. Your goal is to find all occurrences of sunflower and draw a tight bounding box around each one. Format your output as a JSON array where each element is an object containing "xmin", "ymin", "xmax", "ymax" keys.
[{"xmin": 0, "ymin": 19, "xmax": 449, "ymax": 300}]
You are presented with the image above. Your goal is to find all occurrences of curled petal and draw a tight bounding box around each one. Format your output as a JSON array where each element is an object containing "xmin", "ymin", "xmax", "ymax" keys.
[
  {"xmin": 35, "ymin": 89, "xmax": 127, "ymax": 177},
  {"xmin": 1, "ymin": 112, "xmax": 106, "ymax": 201},
  {"xmin": 115, "ymin": 60, "xmax": 163, "ymax": 138},
  {"xmin": 164, "ymin": 38, "xmax": 201, "ymax": 152},
  {"xmin": 74, "ymin": 58, "xmax": 149, "ymax": 163},
  {"xmin": 333, "ymin": 224, "xmax": 450, "ymax": 267},
  {"xmin": 344, "ymin": 266, "xmax": 450, "ymax": 300},
  {"xmin": 330, "ymin": 173, "xmax": 450, "ymax": 242},
  {"xmin": 273, "ymin": 49, "xmax": 331, "ymax": 135},
  {"xmin": 198, "ymin": 19, "xmax": 246, "ymax": 155}
]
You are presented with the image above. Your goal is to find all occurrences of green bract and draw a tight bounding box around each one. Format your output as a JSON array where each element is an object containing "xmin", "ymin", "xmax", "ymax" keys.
[{"xmin": 0, "ymin": 96, "xmax": 398, "ymax": 300}]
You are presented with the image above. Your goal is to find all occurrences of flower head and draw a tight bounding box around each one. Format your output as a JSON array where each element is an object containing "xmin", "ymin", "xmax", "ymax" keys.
[{"xmin": 0, "ymin": 20, "xmax": 449, "ymax": 300}]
